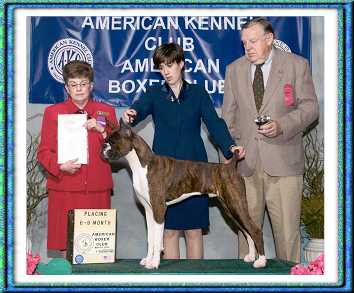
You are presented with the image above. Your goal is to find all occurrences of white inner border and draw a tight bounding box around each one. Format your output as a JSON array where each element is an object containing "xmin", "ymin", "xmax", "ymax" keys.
[{"xmin": 14, "ymin": 7, "xmax": 338, "ymax": 286}]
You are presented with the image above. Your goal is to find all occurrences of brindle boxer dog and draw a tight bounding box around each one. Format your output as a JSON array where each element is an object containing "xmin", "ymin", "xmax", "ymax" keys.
[{"xmin": 102, "ymin": 120, "xmax": 267, "ymax": 269}]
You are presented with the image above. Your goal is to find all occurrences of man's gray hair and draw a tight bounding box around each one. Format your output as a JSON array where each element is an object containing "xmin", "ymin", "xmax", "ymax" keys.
[{"xmin": 241, "ymin": 17, "xmax": 275, "ymax": 37}]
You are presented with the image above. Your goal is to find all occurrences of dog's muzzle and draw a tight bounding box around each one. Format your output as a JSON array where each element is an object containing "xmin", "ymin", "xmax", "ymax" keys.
[{"xmin": 101, "ymin": 142, "xmax": 112, "ymax": 160}]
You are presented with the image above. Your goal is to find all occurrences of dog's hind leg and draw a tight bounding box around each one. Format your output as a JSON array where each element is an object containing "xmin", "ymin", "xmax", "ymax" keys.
[
  {"xmin": 237, "ymin": 210, "xmax": 267, "ymax": 268},
  {"xmin": 230, "ymin": 211, "xmax": 267, "ymax": 268},
  {"xmin": 238, "ymin": 218, "xmax": 267, "ymax": 268},
  {"xmin": 219, "ymin": 186, "xmax": 267, "ymax": 268},
  {"xmin": 238, "ymin": 230, "xmax": 266, "ymax": 268},
  {"xmin": 216, "ymin": 196, "xmax": 258, "ymax": 263},
  {"xmin": 240, "ymin": 230, "xmax": 256, "ymax": 262}
]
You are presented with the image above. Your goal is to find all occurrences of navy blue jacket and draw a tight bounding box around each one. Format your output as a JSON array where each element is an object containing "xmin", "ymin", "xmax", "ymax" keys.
[{"xmin": 131, "ymin": 81, "xmax": 235, "ymax": 162}]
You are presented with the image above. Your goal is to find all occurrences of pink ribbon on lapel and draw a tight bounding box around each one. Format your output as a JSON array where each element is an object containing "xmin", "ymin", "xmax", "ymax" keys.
[{"xmin": 284, "ymin": 84, "xmax": 295, "ymax": 107}]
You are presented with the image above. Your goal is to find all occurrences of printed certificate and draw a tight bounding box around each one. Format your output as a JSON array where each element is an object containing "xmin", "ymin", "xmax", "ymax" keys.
[{"xmin": 57, "ymin": 114, "xmax": 88, "ymax": 164}]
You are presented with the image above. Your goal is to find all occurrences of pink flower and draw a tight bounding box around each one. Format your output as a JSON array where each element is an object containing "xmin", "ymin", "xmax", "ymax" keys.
[
  {"xmin": 26, "ymin": 252, "xmax": 41, "ymax": 275},
  {"xmin": 290, "ymin": 253, "xmax": 324, "ymax": 275},
  {"xmin": 284, "ymin": 83, "xmax": 295, "ymax": 107},
  {"xmin": 290, "ymin": 264, "xmax": 310, "ymax": 275}
]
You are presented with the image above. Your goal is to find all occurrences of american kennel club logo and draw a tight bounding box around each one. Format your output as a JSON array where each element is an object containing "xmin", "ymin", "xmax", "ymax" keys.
[{"xmin": 48, "ymin": 38, "xmax": 94, "ymax": 83}]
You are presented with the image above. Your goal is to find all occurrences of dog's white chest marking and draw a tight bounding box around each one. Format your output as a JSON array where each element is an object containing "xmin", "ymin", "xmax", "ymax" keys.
[
  {"xmin": 124, "ymin": 148, "xmax": 163, "ymax": 270},
  {"xmin": 124, "ymin": 149, "xmax": 150, "ymax": 203}
]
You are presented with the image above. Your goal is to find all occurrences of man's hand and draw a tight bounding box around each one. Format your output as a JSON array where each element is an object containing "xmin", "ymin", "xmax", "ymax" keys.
[
  {"xmin": 59, "ymin": 158, "xmax": 81, "ymax": 174},
  {"xmin": 122, "ymin": 109, "xmax": 137, "ymax": 124},
  {"xmin": 258, "ymin": 120, "xmax": 283, "ymax": 137}
]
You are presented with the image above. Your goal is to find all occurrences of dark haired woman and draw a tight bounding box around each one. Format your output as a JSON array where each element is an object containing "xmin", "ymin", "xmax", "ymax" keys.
[{"xmin": 123, "ymin": 43, "xmax": 245, "ymax": 260}]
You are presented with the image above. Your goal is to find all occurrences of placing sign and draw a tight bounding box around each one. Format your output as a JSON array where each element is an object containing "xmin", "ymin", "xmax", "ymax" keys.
[{"xmin": 67, "ymin": 209, "xmax": 117, "ymax": 264}]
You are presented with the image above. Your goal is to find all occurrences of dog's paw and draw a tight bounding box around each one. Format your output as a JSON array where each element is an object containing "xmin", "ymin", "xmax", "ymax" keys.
[
  {"xmin": 144, "ymin": 258, "xmax": 160, "ymax": 270},
  {"xmin": 244, "ymin": 253, "xmax": 256, "ymax": 263},
  {"xmin": 139, "ymin": 258, "xmax": 147, "ymax": 266},
  {"xmin": 253, "ymin": 255, "xmax": 267, "ymax": 268}
]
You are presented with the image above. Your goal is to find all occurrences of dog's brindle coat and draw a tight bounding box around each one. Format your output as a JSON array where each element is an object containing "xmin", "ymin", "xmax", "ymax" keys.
[{"xmin": 102, "ymin": 122, "xmax": 267, "ymax": 269}]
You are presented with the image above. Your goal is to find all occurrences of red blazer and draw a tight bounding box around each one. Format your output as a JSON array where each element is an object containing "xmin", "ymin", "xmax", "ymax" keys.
[{"xmin": 37, "ymin": 98, "xmax": 118, "ymax": 192}]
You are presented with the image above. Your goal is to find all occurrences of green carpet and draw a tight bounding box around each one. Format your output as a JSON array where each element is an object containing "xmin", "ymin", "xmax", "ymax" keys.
[{"xmin": 72, "ymin": 259, "xmax": 295, "ymax": 274}]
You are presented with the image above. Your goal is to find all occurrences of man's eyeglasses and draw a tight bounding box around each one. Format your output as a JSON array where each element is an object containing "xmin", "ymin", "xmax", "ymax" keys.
[{"xmin": 67, "ymin": 80, "xmax": 90, "ymax": 89}]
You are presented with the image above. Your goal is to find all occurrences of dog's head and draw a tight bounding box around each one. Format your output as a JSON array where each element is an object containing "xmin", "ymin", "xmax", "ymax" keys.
[{"xmin": 101, "ymin": 118, "xmax": 134, "ymax": 160}]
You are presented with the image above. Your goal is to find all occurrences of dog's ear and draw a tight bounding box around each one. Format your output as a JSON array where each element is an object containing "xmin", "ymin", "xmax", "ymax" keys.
[
  {"xmin": 119, "ymin": 117, "xmax": 133, "ymax": 137},
  {"xmin": 120, "ymin": 117, "xmax": 133, "ymax": 129},
  {"xmin": 119, "ymin": 117, "xmax": 127, "ymax": 128}
]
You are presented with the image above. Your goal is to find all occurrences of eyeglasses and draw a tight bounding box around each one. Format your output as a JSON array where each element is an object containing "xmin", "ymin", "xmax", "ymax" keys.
[{"xmin": 67, "ymin": 80, "xmax": 90, "ymax": 89}]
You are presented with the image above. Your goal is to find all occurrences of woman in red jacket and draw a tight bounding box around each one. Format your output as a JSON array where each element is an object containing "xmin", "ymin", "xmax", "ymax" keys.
[{"xmin": 37, "ymin": 60, "xmax": 118, "ymax": 256}]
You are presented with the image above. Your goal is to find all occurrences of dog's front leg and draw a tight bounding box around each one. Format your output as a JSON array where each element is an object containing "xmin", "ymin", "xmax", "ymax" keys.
[
  {"xmin": 144, "ymin": 221, "xmax": 164, "ymax": 269},
  {"xmin": 153, "ymin": 221, "xmax": 164, "ymax": 267},
  {"xmin": 139, "ymin": 202, "xmax": 155, "ymax": 267}
]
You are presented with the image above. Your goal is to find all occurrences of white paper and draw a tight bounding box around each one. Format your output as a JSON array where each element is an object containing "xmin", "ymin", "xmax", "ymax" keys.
[{"xmin": 58, "ymin": 114, "xmax": 88, "ymax": 164}]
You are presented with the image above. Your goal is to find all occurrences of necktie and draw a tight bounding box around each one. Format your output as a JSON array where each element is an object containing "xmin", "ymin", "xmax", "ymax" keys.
[{"xmin": 253, "ymin": 64, "xmax": 264, "ymax": 112}]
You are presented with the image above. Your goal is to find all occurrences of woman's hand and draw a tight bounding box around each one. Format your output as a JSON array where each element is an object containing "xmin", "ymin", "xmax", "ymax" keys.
[
  {"xmin": 85, "ymin": 118, "xmax": 107, "ymax": 138},
  {"xmin": 224, "ymin": 145, "xmax": 246, "ymax": 164},
  {"xmin": 59, "ymin": 158, "xmax": 81, "ymax": 174},
  {"xmin": 85, "ymin": 118, "xmax": 105, "ymax": 132},
  {"xmin": 122, "ymin": 109, "xmax": 137, "ymax": 124},
  {"xmin": 231, "ymin": 145, "xmax": 246, "ymax": 159}
]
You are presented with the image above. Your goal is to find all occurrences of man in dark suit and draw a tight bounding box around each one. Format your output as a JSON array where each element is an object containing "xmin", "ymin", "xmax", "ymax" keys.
[{"xmin": 221, "ymin": 18, "xmax": 319, "ymax": 262}]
